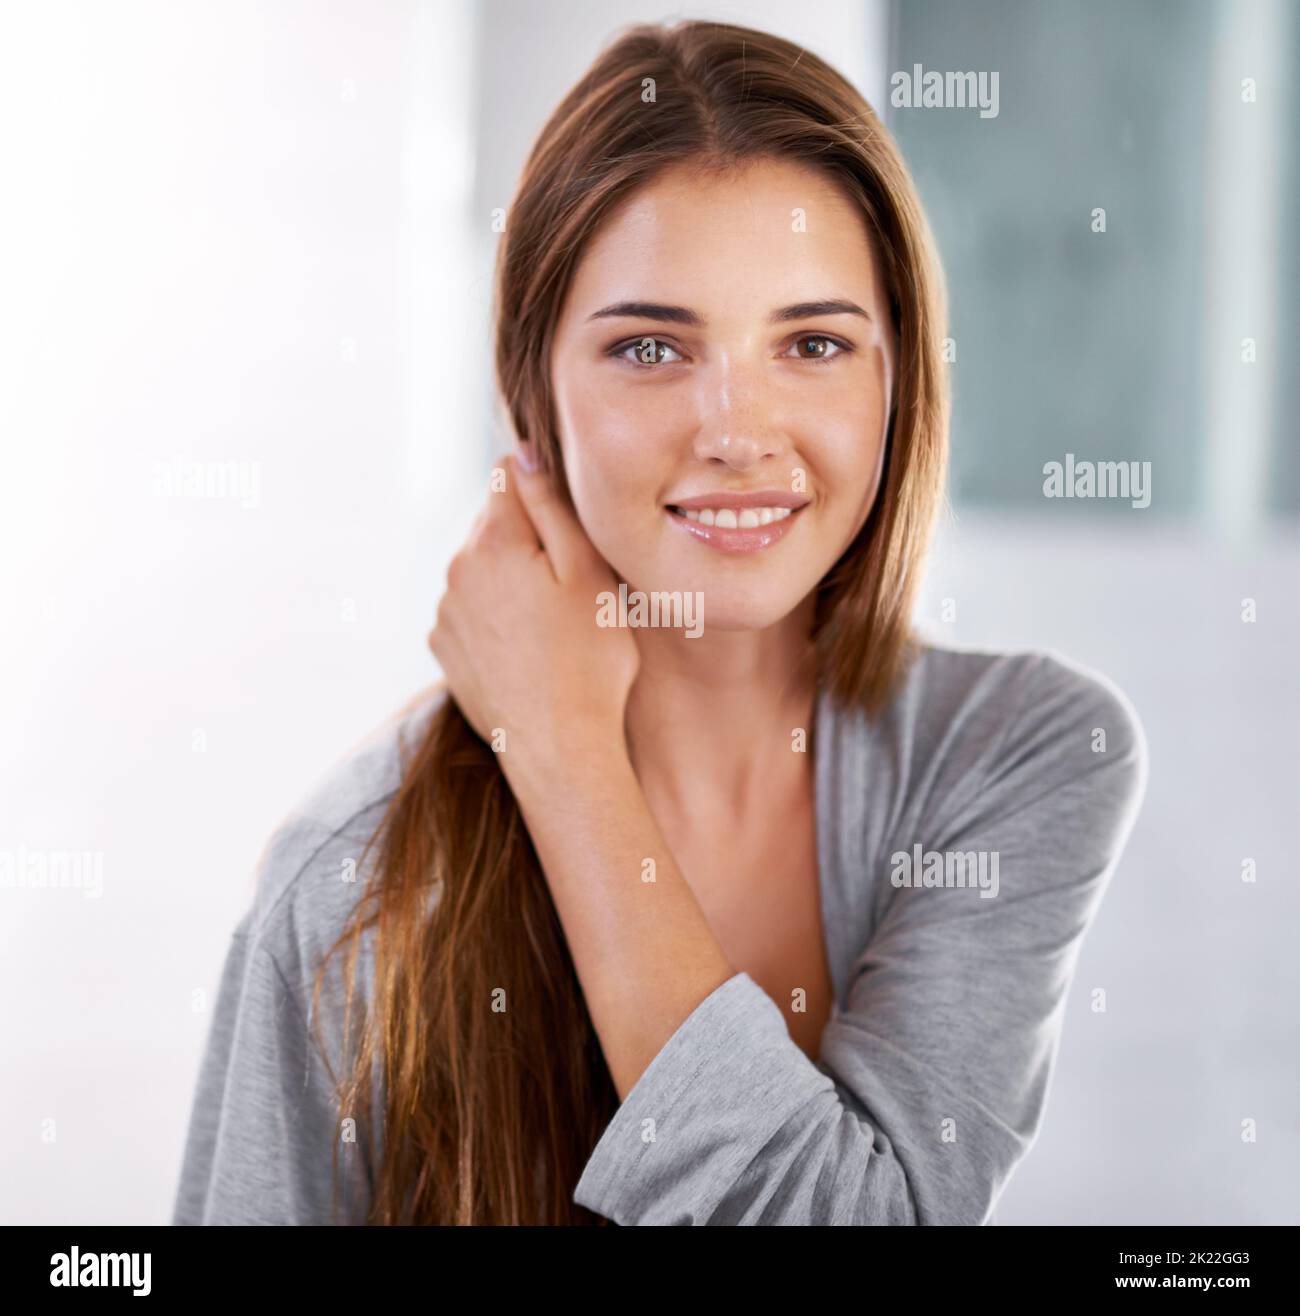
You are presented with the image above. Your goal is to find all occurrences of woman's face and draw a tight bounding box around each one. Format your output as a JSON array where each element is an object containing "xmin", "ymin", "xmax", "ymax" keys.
[{"xmin": 548, "ymin": 156, "xmax": 896, "ymax": 632}]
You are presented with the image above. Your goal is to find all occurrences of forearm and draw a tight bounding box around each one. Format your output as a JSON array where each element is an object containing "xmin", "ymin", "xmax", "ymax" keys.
[{"xmin": 502, "ymin": 739, "xmax": 736, "ymax": 1101}]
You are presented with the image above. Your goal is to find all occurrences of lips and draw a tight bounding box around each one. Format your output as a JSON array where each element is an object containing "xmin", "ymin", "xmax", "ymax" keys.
[{"xmin": 664, "ymin": 496, "xmax": 807, "ymax": 555}]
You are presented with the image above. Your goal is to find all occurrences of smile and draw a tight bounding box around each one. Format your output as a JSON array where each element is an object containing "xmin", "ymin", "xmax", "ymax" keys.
[{"xmin": 664, "ymin": 494, "xmax": 808, "ymax": 555}]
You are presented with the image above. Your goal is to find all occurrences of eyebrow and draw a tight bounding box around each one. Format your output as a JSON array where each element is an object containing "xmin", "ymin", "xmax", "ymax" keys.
[{"xmin": 586, "ymin": 298, "xmax": 872, "ymax": 326}]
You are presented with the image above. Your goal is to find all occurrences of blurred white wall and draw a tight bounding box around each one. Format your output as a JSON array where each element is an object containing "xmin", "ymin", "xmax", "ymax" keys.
[{"xmin": 0, "ymin": 0, "xmax": 481, "ymax": 1224}]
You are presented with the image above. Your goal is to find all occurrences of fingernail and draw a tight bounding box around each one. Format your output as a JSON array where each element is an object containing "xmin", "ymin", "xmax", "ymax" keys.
[{"xmin": 516, "ymin": 442, "xmax": 538, "ymax": 474}]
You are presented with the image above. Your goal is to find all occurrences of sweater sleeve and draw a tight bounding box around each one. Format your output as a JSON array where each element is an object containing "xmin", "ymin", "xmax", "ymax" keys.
[
  {"xmin": 171, "ymin": 921, "xmax": 373, "ymax": 1225},
  {"xmin": 572, "ymin": 659, "xmax": 1147, "ymax": 1224}
]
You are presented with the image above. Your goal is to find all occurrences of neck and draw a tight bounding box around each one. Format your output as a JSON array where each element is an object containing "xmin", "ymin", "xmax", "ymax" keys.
[{"xmin": 623, "ymin": 594, "xmax": 819, "ymax": 824}]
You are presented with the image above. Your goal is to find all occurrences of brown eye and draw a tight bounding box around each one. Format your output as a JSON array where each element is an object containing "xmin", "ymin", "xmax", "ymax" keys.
[
  {"xmin": 616, "ymin": 336, "xmax": 684, "ymax": 367},
  {"xmin": 791, "ymin": 334, "xmax": 845, "ymax": 361}
]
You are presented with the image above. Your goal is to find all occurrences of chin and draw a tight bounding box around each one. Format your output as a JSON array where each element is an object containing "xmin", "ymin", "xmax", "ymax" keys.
[
  {"xmin": 651, "ymin": 577, "xmax": 810, "ymax": 635},
  {"xmin": 603, "ymin": 548, "xmax": 815, "ymax": 636},
  {"xmin": 693, "ymin": 607, "xmax": 799, "ymax": 633}
]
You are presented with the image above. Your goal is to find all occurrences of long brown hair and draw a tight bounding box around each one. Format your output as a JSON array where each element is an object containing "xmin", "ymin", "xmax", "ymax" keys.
[{"xmin": 311, "ymin": 18, "xmax": 949, "ymax": 1225}]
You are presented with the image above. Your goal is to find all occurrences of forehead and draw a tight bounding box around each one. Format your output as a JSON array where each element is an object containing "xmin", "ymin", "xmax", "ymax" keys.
[{"xmin": 562, "ymin": 157, "xmax": 885, "ymax": 315}]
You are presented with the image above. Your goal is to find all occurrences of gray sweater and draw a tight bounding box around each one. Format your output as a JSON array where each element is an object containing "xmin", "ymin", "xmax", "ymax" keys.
[{"xmin": 171, "ymin": 643, "xmax": 1146, "ymax": 1225}]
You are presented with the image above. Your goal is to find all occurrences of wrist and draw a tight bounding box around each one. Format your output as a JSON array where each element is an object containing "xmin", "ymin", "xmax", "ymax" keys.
[{"xmin": 495, "ymin": 716, "xmax": 631, "ymax": 800}]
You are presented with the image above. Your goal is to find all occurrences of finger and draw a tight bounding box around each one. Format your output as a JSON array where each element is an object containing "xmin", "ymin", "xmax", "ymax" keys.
[
  {"xmin": 508, "ymin": 450, "xmax": 598, "ymax": 583},
  {"xmin": 479, "ymin": 456, "xmax": 545, "ymax": 554}
]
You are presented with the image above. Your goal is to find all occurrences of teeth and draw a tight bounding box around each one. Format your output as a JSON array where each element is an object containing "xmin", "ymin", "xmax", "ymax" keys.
[{"xmin": 677, "ymin": 506, "xmax": 795, "ymax": 526}]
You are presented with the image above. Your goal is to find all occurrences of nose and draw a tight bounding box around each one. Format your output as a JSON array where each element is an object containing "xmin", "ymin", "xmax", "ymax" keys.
[{"xmin": 690, "ymin": 352, "xmax": 788, "ymax": 470}]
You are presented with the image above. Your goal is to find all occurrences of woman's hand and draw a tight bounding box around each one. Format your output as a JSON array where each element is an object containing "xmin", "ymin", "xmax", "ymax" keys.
[{"xmin": 427, "ymin": 450, "xmax": 639, "ymax": 788}]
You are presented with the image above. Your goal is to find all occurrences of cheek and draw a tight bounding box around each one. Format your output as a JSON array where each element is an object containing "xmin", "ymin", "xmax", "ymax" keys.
[
  {"xmin": 553, "ymin": 370, "xmax": 675, "ymax": 555},
  {"xmin": 813, "ymin": 378, "xmax": 889, "ymax": 526},
  {"xmin": 563, "ymin": 367, "xmax": 690, "ymax": 453}
]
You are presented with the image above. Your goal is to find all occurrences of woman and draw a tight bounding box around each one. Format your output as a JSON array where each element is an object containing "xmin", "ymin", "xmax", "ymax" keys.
[{"xmin": 173, "ymin": 19, "xmax": 1146, "ymax": 1226}]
